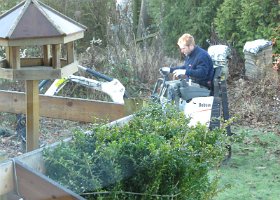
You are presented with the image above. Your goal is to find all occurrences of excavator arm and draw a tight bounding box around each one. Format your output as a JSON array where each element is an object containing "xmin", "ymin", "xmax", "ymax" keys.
[{"xmin": 44, "ymin": 65, "xmax": 126, "ymax": 104}]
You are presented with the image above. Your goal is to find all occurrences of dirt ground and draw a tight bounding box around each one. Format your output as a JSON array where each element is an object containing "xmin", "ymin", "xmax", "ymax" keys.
[
  {"xmin": 0, "ymin": 114, "xmax": 93, "ymax": 159},
  {"xmin": 0, "ymin": 80, "xmax": 94, "ymax": 159},
  {"xmin": 227, "ymin": 75, "xmax": 280, "ymax": 133}
]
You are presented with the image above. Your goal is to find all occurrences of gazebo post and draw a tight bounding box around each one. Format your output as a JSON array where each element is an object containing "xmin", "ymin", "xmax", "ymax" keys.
[
  {"xmin": 67, "ymin": 42, "xmax": 75, "ymax": 64},
  {"xmin": 7, "ymin": 47, "xmax": 20, "ymax": 69},
  {"xmin": 0, "ymin": 0, "xmax": 86, "ymax": 152},
  {"xmin": 52, "ymin": 44, "xmax": 61, "ymax": 69},
  {"xmin": 26, "ymin": 80, "xmax": 40, "ymax": 151},
  {"xmin": 43, "ymin": 45, "xmax": 51, "ymax": 66}
]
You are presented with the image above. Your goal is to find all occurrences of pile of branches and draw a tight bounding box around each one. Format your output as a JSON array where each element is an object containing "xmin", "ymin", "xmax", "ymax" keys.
[{"xmin": 228, "ymin": 74, "xmax": 280, "ymax": 131}]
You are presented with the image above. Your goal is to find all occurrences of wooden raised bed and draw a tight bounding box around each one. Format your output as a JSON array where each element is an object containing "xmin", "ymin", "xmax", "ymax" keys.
[
  {"xmin": 0, "ymin": 139, "xmax": 85, "ymax": 200},
  {"xmin": 0, "ymin": 116, "xmax": 133, "ymax": 200}
]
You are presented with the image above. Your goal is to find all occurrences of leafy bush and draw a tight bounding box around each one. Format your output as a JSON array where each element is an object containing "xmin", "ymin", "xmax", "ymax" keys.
[
  {"xmin": 44, "ymin": 102, "xmax": 228, "ymax": 199},
  {"xmin": 215, "ymin": 0, "xmax": 279, "ymax": 55}
]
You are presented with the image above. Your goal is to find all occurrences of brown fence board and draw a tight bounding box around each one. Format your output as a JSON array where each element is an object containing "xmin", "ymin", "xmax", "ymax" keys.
[
  {"xmin": 15, "ymin": 160, "xmax": 85, "ymax": 200},
  {"xmin": 0, "ymin": 161, "xmax": 14, "ymax": 196},
  {"xmin": 0, "ymin": 90, "xmax": 125, "ymax": 122}
]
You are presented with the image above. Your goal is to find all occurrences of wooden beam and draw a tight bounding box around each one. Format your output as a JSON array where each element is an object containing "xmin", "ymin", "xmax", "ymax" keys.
[
  {"xmin": 66, "ymin": 42, "xmax": 75, "ymax": 64},
  {"xmin": 0, "ymin": 90, "xmax": 126, "ymax": 122},
  {"xmin": 0, "ymin": 67, "xmax": 13, "ymax": 79},
  {"xmin": 0, "ymin": 161, "xmax": 14, "ymax": 196},
  {"xmin": 0, "ymin": 62, "xmax": 78, "ymax": 80},
  {"xmin": 1, "ymin": 32, "xmax": 84, "ymax": 47},
  {"xmin": 15, "ymin": 160, "xmax": 85, "ymax": 200},
  {"xmin": 39, "ymin": 95, "xmax": 125, "ymax": 122},
  {"xmin": 16, "ymin": 148, "xmax": 46, "ymax": 175},
  {"xmin": 13, "ymin": 67, "xmax": 61, "ymax": 80},
  {"xmin": 8, "ymin": 47, "xmax": 20, "ymax": 69},
  {"xmin": 63, "ymin": 32, "xmax": 84, "ymax": 44},
  {"xmin": 5, "ymin": 47, "xmax": 10, "ymax": 61},
  {"xmin": 6, "ymin": 193, "xmax": 23, "ymax": 200},
  {"xmin": 43, "ymin": 45, "xmax": 51, "ymax": 66},
  {"xmin": 52, "ymin": 44, "xmax": 61, "ymax": 69},
  {"xmin": 7, "ymin": 37, "xmax": 65, "ymax": 47},
  {"xmin": 25, "ymin": 80, "xmax": 40, "ymax": 152},
  {"xmin": 20, "ymin": 58, "xmax": 44, "ymax": 67}
]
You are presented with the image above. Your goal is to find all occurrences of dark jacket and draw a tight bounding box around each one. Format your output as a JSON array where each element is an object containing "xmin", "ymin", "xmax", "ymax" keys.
[{"xmin": 171, "ymin": 46, "xmax": 214, "ymax": 88}]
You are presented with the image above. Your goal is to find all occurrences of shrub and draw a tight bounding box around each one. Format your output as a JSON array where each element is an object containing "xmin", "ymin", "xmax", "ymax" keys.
[
  {"xmin": 44, "ymin": 102, "xmax": 228, "ymax": 199},
  {"xmin": 215, "ymin": 0, "xmax": 279, "ymax": 55}
]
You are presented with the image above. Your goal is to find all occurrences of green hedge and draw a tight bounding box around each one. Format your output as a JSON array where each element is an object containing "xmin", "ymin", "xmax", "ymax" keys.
[{"xmin": 44, "ymin": 102, "xmax": 228, "ymax": 200}]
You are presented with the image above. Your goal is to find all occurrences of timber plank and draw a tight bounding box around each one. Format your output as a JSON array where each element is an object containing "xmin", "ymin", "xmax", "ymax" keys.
[
  {"xmin": 0, "ymin": 90, "xmax": 125, "ymax": 122},
  {"xmin": 20, "ymin": 58, "xmax": 44, "ymax": 67},
  {"xmin": 13, "ymin": 67, "xmax": 61, "ymax": 80},
  {"xmin": 25, "ymin": 80, "xmax": 40, "ymax": 152},
  {"xmin": 52, "ymin": 44, "xmax": 61, "ymax": 69},
  {"xmin": 0, "ymin": 67, "xmax": 13, "ymax": 79},
  {"xmin": 15, "ymin": 160, "xmax": 85, "ymax": 200},
  {"xmin": 16, "ymin": 148, "xmax": 46, "ymax": 174},
  {"xmin": 6, "ymin": 37, "xmax": 64, "ymax": 47},
  {"xmin": 8, "ymin": 47, "xmax": 20, "ymax": 70},
  {"xmin": 0, "ymin": 63, "xmax": 78, "ymax": 80},
  {"xmin": 0, "ymin": 161, "xmax": 14, "ymax": 196},
  {"xmin": 66, "ymin": 42, "xmax": 75, "ymax": 64},
  {"xmin": 43, "ymin": 45, "xmax": 51, "ymax": 66}
]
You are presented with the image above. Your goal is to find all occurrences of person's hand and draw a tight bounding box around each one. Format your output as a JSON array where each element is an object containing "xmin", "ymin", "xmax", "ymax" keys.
[{"xmin": 173, "ymin": 69, "xmax": 186, "ymax": 77}]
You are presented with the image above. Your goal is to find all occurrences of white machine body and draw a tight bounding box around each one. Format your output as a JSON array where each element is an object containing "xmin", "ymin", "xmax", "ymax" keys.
[{"xmin": 181, "ymin": 96, "xmax": 214, "ymax": 127}]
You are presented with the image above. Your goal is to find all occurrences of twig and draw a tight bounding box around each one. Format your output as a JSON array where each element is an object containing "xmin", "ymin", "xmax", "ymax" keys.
[{"xmin": 82, "ymin": 190, "xmax": 181, "ymax": 198}]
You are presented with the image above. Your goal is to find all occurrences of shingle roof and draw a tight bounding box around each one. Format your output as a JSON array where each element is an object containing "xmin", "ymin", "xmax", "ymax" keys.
[{"xmin": 0, "ymin": 0, "xmax": 86, "ymax": 40}]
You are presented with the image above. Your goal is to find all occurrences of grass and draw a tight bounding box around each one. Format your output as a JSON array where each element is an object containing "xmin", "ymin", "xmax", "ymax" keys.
[{"xmin": 213, "ymin": 126, "xmax": 280, "ymax": 200}]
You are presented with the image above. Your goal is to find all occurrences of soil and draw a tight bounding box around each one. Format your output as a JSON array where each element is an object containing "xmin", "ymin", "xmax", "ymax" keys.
[
  {"xmin": 0, "ymin": 113, "xmax": 93, "ymax": 159},
  {"xmin": 0, "ymin": 80, "xmax": 94, "ymax": 159}
]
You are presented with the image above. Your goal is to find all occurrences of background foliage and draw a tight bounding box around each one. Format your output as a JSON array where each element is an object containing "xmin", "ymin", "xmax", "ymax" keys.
[
  {"xmin": 0, "ymin": 0, "xmax": 278, "ymax": 55},
  {"xmin": 215, "ymin": 0, "xmax": 280, "ymax": 55},
  {"xmin": 147, "ymin": 0, "xmax": 225, "ymax": 55},
  {"xmin": 42, "ymin": 0, "xmax": 115, "ymax": 53},
  {"xmin": 147, "ymin": 0, "xmax": 279, "ymax": 56}
]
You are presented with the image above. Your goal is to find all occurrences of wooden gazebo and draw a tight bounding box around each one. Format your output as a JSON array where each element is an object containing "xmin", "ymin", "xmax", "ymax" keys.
[{"xmin": 0, "ymin": 0, "xmax": 86, "ymax": 151}]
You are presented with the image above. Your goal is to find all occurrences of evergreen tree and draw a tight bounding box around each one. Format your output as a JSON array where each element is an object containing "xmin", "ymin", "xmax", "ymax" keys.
[
  {"xmin": 147, "ymin": 0, "xmax": 224, "ymax": 55},
  {"xmin": 215, "ymin": 0, "xmax": 279, "ymax": 54}
]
